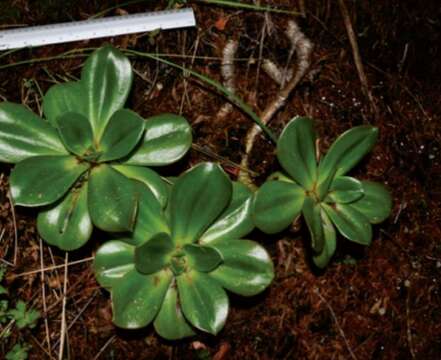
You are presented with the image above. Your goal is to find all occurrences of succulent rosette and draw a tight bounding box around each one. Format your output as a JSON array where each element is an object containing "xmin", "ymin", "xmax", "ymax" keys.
[
  {"xmin": 253, "ymin": 117, "xmax": 392, "ymax": 268},
  {"xmin": 0, "ymin": 45, "xmax": 192, "ymax": 250},
  {"xmin": 94, "ymin": 162, "xmax": 274, "ymax": 339}
]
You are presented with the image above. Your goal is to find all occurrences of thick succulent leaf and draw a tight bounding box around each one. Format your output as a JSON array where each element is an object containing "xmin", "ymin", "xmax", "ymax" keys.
[
  {"xmin": 81, "ymin": 46, "xmax": 133, "ymax": 141},
  {"xmin": 170, "ymin": 163, "xmax": 231, "ymax": 246},
  {"xmin": 277, "ymin": 117, "xmax": 317, "ymax": 189},
  {"xmin": 322, "ymin": 203, "xmax": 372, "ymax": 245},
  {"xmin": 209, "ymin": 239, "xmax": 274, "ymax": 296},
  {"xmin": 131, "ymin": 185, "xmax": 170, "ymax": 246},
  {"xmin": 312, "ymin": 210, "xmax": 337, "ymax": 269},
  {"xmin": 98, "ymin": 109, "xmax": 145, "ymax": 162},
  {"xmin": 253, "ymin": 180, "xmax": 305, "ymax": 234},
  {"xmin": 302, "ymin": 196, "xmax": 324, "ymax": 252},
  {"xmin": 351, "ymin": 181, "xmax": 392, "ymax": 224},
  {"xmin": 201, "ymin": 182, "xmax": 254, "ymax": 244},
  {"xmin": 318, "ymin": 126, "xmax": 378, "ymax": 186},
  {"xmin": 134, "ymin": 233, "xmax": 174, "ymax": 274},
  {"xmin": 55, "ymin": 112, "xmax": 94, "ymax": 157},
  {"xmin": 111, "ymin": 269, "xmax": 172, "ymax": 329},
  {"xmin": 326, "ymin": 176, "xmax": 364, "ymax": 204},
  {"xmin": 124, "ymin": 113, "xmax": 192, "ymax": 166},
  {"xmin": 154, "ymin": 285, "xmax": 195, "ymax": 340},
  {"xmin": 94, "ymin": 240, "xmax": 135, "ymax": 289},
  {"xmin": 43, "ymin": 81, "xmax": 87, "ymax": 125},
  {"xmin": 0, "ymin": 102, "xmax": 67, "ymax": 163},
  {"xmin": 184, "ymin": 244, "xmax": 223, "ymax": 272},
  {"xmin": 37, "ymin": 182, "xmax": 92, "ymax": 250},
  {"xmin": 88, "ymin": 164, "xmax": 138, "ymax": 232},
  {"xmin": 112, "ymin": 164, "xmax": 168, "ymax": 208},
  {"xmin": 177, "ymin": 271, "xmax": 229, "ymax": 335},
  {"xmin": 10, "ymin": 155, "xmax": 88, "ymax": 207}
]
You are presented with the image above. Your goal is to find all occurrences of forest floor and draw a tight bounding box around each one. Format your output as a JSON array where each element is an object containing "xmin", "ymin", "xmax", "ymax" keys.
[{"xmin": 0, "ymin": 0, "xmax": 440, "ymax": 359}]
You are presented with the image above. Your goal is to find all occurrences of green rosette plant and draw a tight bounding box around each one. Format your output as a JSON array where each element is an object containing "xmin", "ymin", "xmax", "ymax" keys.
[
  {"xmin": 253, "ymin": 117, "xmax": 392, "ymax": 268},
  {"xmin": 0, "ymin": 45, "xmax": 192, "ymax": 250},
  {"xmin": 94, "ymin": 162, "xmax": 274, "ymax": 339}
]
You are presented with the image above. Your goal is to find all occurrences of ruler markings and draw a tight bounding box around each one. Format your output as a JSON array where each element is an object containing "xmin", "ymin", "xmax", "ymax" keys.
[{"xmin": 0, "ymin": 8, "xmax": 195, "ymax": 50}]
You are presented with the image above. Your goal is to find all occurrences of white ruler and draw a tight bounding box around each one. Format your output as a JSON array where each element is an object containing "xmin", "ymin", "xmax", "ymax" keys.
[{"xmin": 0, "ymin": 8, "xmax": 196, "ymax": 51}]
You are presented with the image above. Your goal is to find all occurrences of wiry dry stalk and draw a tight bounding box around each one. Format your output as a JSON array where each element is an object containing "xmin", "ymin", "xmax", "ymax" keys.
[{"xmin": 239, "ymin": 20, "xmax": 313, "ymax": 188}]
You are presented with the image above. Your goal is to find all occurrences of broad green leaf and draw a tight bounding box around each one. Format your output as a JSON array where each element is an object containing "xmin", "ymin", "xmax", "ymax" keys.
[
  {"xmin": 124, "ymin": 113, "xmax": 192, "ymax": 166},
  {"xmin": 351, "ymin": 181, "xmax": 392, "ymax": 224},
  {"xmin": 10, "ymin": 155, "xmax": 88, "ymax": 207},
  {"xmin": 112, "ymin": 164, "xmax": 168, "ymax": 208},
  {"xmin": 43, "ymin": 81, "xmax": 87, "ymax": 125},
  {"xmin": 112, "ymin": 269, "xmax": 172, "ymax": 329},
  {"xmin": 154, "ymin": 285, "xmax": 195, "ymax": 340},
  {"xmin": 134, "ymin": 233, "xmax": 174, "ymax": 274},
  {"xmin": 322, "ymin": 203, "xmax": 372, "ymax": 245},
  {"xmin": 318, "ymin": 126, "xmax": 378, "ymax": 185},
  {"xmin": 131, "ymin": 185, "xmax": 170, "ymax": 246},
  {"xmin": 88, "ymin": 164, "xmax": 138, "ymax": 232},
  {"xmin": 325, "ymin": 176, "xmax": 364, "ymax": 204},
  {"xmin": 184, "ymin": 244, "xmax": 223, "ymax": 272},
  {"xmin": 0, "ymin": 102, "xmax": 67, "ymax": 163},
  {"xmin": 98, "ymin": 109, "xmax": 145, "ymax": 162},
  {"xmin": 170, "ymin": 163, "xmax": 231, "ymax": 245},
  {"xmin": 302, "ymin": 196, "xmax": 324, "ymax": 252},
  {"xmin": 94, "ymin": 240, "xmax": 135, "ymax": 289},
  {"xmin": 209, "ymin": 239, "xmax": 274, "ymax": 296},
  {"xmin": 253, "ymin": 180, "xmax": 305, "ymax": 234},
  {"xmin": 201, "ymin": 182, "xmax": 254, "ymax": 244},
  {"xmin": 37, "ymin": 182, "xmax": 92, "ymax": 250},
  {"xmin": 277, "ymin": 117, "xmax": 317, "ymax": 189},
  {"xmin": 312, "ymin": 210, "xmax": 337, "ymax": 269},
  {"xmin": 177, "ymin": 271, "xmax": 229, "ymax": 335},
  {"xmin": 55, "ymin": 112, "xmax": 94, "ymax": 157},
  {"xmin": 81, "ymin": 46, "xmax": 133, "ymax": 141}
]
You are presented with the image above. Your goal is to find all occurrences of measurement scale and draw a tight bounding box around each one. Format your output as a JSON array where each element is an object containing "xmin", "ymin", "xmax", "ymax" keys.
[{"xmin": 0, "ymin": 8, "xmax": 196, "ymax": 51}]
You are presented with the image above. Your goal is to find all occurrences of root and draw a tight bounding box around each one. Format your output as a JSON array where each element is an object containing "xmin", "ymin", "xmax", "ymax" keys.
[{"xmin": 239, "ymin": 20, "xmax": 313, "ymax": 189}]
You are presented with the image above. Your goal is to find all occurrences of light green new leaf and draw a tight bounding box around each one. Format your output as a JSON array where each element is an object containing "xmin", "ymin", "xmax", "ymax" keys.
[
  {"xmin": 55, "ymin": 112, "xmax": 94, "ymax": 157},
  {"xmin": 170, "ymin": 163, "xmax": 231, "ymax": 245},
  {"xmin": 209, "ymin": 239, "xmax": 274, "ymax": 296},
  {"xmin": 318, "ymin": 126, "xmax": 378, "ymax": 185},
  {"xmin": 154, "ymin": 285, "xmax": 195, "ymax": 340},
  {"xmin": 351, "ymin": 181, "xmax": 392, "ymax": 224},
  {"xmin": 112, "ymin": 269, "xmax": 172, "ymax": 329},
  {"xmin": 312, "ymin": 210, "xmax": 337, "ymax": 269},
  {"xmin": 88, "ymin": 164, "xmax": 138, "ymax": 232},
  {"xmin": 124, "ymin": 113, "xmax": 192, "ymax": 166},
  {"xmin": 177, "ymin": 271, "xmax": 229, "ymax": 335},
  {"xmin": 322, "ymin": 203, "xmax": 372, "ymax": 245},
  {"xmin": 135, "ymin": 233, "xmax": 174, "ymax": 274},
  {"xmin": 302, "ymin": 196, "xmax": 324, "ymax": 252},
  {"xmin": 326, "ymin": 176, "xmax": 364, "ymax": 204},
  {"xmin": 253, "ymin": 180, "xmax": 305, "ymax": 234},
  {"xmin": 10, "ymin": 155, "xmax": 88, "ymax": 207},
  {"xmin": 94, "ymin": 240, "xmax": 135, "ymax": 289},
  {"xmin": 131, "ymin": 185, "xmax": 170, "ymax": 246},
  {"xmin": 43, "ymin": 81, "xmax": 87, "ymax": 125},
  {"xmin": 37, "ymin": 182, "xmax": 92, "ymax": 251},
  {"xmin": 0, "ymin": 102, "xmax": 67, "ymax": 163},
  {"xmin": 277, "ymin": 117, "xmax": 317, "ymax": 189},
  {"xmin": 112, "ymin": 164, "xmax": 168, "ymax": 208},
  {"xmin": 201, "ymin": 182, "xmax": 254, "ymax": 244},
  {"xmin": 81, "ymin": 46, "xmax": 133, "ymax": 140},
  {"xmin": 98, "ymin": 109, "xmax": 145, "ymax": 162},
  {"xmin": 184, "ymin": 244, "xmax": 223, "ymax": 272}
]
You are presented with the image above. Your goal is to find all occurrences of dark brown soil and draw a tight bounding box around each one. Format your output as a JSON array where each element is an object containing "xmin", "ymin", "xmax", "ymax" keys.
[{"xmin": 0, "ymin": 1, "xmax": 440, "ymax": 359}]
